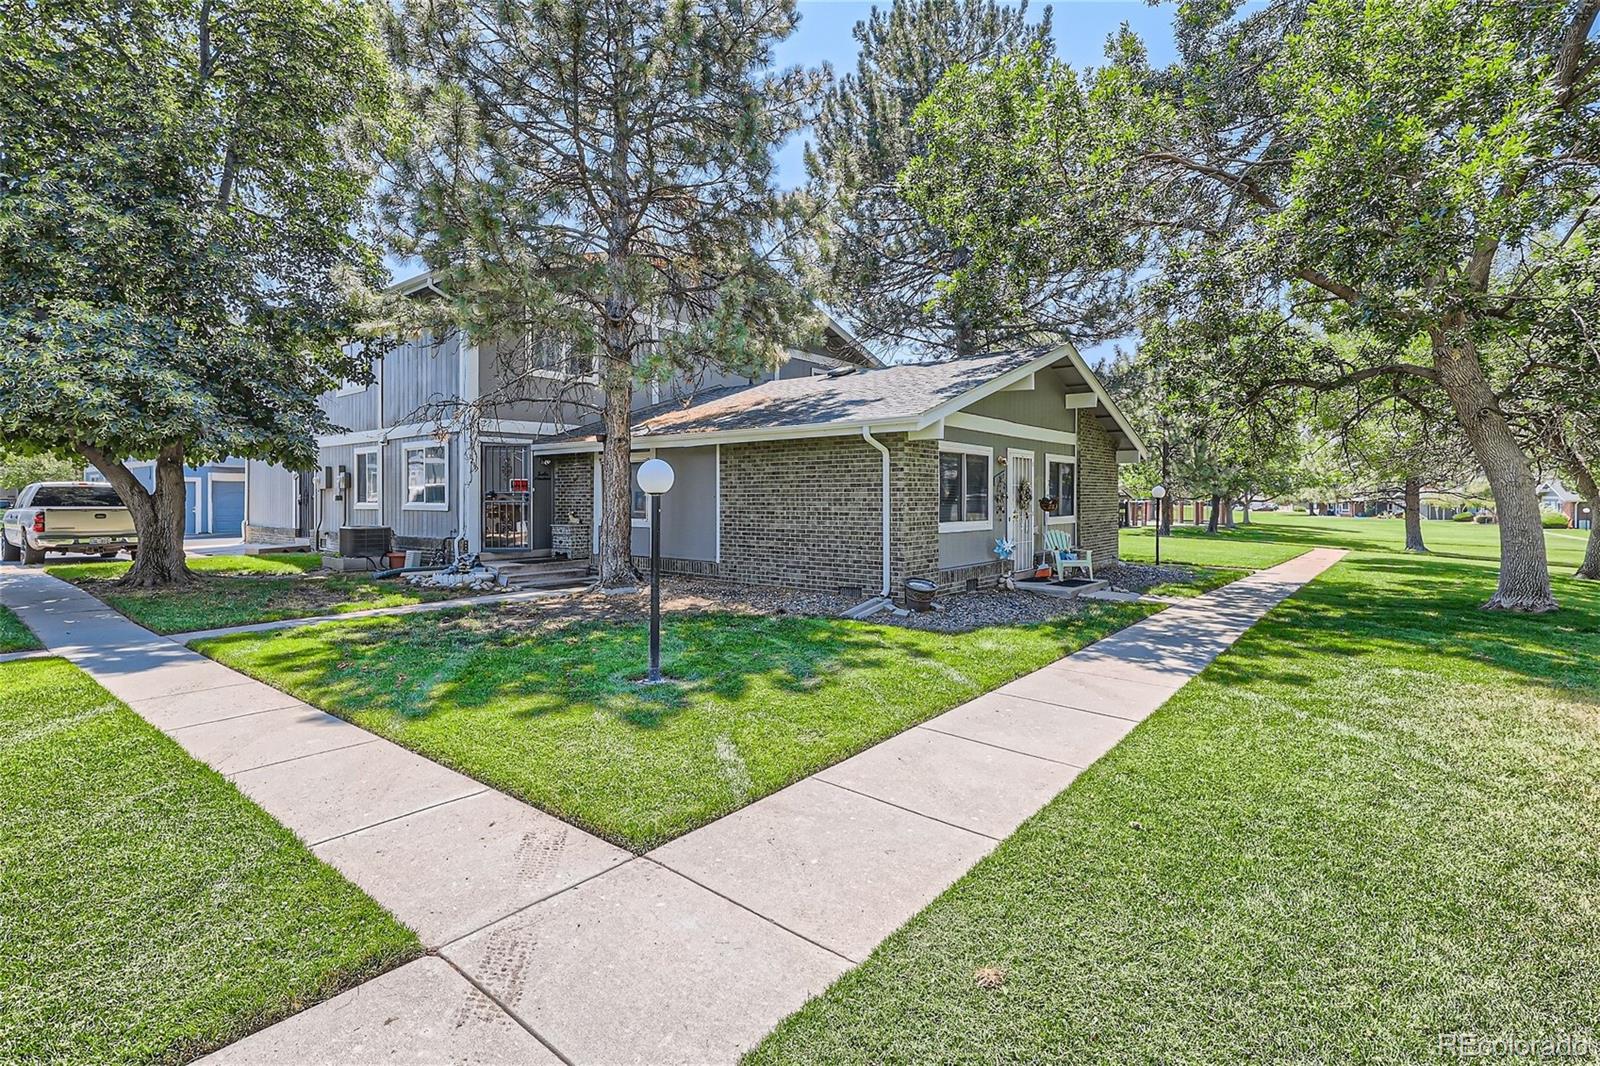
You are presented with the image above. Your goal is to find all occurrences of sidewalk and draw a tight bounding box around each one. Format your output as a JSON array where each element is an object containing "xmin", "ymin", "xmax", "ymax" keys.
[{"xmin": 1, "ymin": 547, "xmax": 1343, "ymax": 1064}]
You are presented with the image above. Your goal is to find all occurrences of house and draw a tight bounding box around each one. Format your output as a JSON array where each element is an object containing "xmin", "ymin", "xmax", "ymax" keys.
[
  {"xmin": 243, "ymin": 272, "xmax": 879, "ymax": 555},
  {"xmin": 1539, "ymin": 479, "xmax": 1593, "ymax": 530},
  {"xmin": 530, "ymin": 343, "xmax": 1143, "ymax": 596},
  {"xmin": 86, "ymin": 459, "xmax": 247, "ymax": 537},
  {"xmin": 245, "ymin": 274, "xmax": 1144, "ymax": 598}
]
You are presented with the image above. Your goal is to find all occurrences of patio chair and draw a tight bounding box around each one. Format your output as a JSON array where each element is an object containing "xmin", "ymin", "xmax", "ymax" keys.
[{"xmin": 1042, "ymin": 528, "xmax": 1093, "ymax": 581}]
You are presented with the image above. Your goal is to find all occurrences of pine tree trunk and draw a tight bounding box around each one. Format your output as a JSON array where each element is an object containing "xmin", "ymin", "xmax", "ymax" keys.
[
  {"xmin": 595, "ymin": 350, "xmax": 636, "ymax": 589},
  {"xmin": 1206, "ymin": 493, "xmax": 1221, "ymax": 534},
  {"xmin": 80, "ymin": 443, "xmax": 194, "ymax": 587},
  {"xmin": 1404, "ymin": 477, "xmax": 1427, "ymax": 553},
  {"xmin": 1159, "ymin": 496, "xmax": 1172, "ymax": 535},
  {"xmin": 1432, "ymin": 331, "xmax": 1556, "ymax": 611}
]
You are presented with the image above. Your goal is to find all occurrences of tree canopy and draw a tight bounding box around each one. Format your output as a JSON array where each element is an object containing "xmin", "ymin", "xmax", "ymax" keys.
[
  {"xmin": 901, "ymin": 0, "xmax": 1600, "ymax": 610},
  {"xmin": 0, "ymin": 0, "xmax": 400, "ymax": 583}
]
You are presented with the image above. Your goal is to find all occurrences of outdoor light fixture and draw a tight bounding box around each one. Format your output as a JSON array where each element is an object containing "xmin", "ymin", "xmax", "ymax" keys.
[
  {"xmin": 1151, "ymin": 484, "xmax": 1168, "ymax": 566},
  {"xmin": 638, "ymin": 457, "xmax": 675, "ymax": 683}
]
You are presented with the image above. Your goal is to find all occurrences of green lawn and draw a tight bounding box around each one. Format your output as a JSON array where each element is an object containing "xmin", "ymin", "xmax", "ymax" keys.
[
  {"xmin": 0, "ymin": 658, "xmax": 418, "ymax": 1065},
  {"xmin": 197, "ymin": 603, "xmax": 1156, "ymax": 851},
  {"xmin": 751, "ymin": 520, "xmax": 1600, "ymax": 1062},
  {"xmin": 1123, "ymin": 509, "xmax": 1589, "ymax": 571},
  {"xmin": 1143, "ymin": 565, "xmax": 1250, "ymax": 599},
  {"xmin": 47, "ymin": 553, "xmax": 465, "ymax": 635},
  {"xmin": 0, "ymin": 605, "xmax": 39, "ymax": 652}
]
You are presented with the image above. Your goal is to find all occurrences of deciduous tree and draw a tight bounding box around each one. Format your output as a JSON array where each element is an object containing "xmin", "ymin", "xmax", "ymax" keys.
[
  {"xmin": 0, "ymin": 0, "xmax": 399, "ymax": 585},
  {"xmin": 902, "ymin": 0, "xmax": 1600, "ymax": 611}
]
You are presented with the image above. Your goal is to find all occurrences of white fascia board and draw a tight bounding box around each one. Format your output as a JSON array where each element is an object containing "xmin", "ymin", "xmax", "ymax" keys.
[
  {"xmin": 1063, "ymin": 393, "xmax": 1099, "ymax": 410},
  {"xmin": 530, "ymin": 418, "xmax": 923, "ymax": 454},
  {"xmin": 945, "ymin": 411, "xmax": 1076, "ymax": 447}
]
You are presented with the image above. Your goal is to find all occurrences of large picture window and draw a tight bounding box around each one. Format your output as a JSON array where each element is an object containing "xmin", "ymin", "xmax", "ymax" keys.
[
  {"xmin": 938, "ymin": 444, "xmax": 992, "ymax": 532},
  {"xmin": 403, "ymin": 443, "xmax": 448, "ymax": 509},
  {"xmin": 1046, "ymin": 456, "xmax": 1075, "ymax": 520},
  {"xmin": 354, "ymin": 447, "xmax": 380, "ymax": 508},
  {"xmin": 525, "ymin": 331, "xmax": 599, "ymax": 380}
]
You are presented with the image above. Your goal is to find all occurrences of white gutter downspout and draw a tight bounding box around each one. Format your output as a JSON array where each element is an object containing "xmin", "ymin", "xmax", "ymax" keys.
[{"xmin": 861, "ymin": 426, "xmax": 891, "ymax": 598}]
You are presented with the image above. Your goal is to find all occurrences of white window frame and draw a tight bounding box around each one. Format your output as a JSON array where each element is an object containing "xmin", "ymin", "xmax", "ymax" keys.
[
  {"xmin": 937, "ymin": 441, "xmax": 994, "ymax": 533},
  {"xmin": 353, "ymin": 446, "xmax": 381, "ymax": 510},
  {"xmin": 401, "ymin": 441, "xmax": 449, "ymax": 511},
  {"xmin": 524, "ymin": 329, "xmax": 600, "ymax": 383},
  {"xmin": 1045, "ymin": 453, "xmax": 1077, "ymax": 525}
]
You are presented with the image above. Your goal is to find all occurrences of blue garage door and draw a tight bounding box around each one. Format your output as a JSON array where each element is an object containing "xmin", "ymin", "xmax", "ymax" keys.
[
  {"xmin": 185, "ymin": 480, "xmax": 199, "ymax": 536},
  {"xmin": 211, "ymin": 480, "xmax": 245, "ymax": 537}
]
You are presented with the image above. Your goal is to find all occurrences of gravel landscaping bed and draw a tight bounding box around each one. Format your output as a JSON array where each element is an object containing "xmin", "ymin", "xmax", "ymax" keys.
[
  {"xmin": 494, "ymin": 575, "xmax": 1088, "ymax": 634},
  {"xmin": 1101, "ymin": 561, "xmax": 1226, "ymax": 594}
]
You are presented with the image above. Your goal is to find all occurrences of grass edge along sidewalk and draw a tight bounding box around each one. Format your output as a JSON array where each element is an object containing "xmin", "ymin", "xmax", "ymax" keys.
[{"xmin": 0, "ymin": 657, "xmax": 420, "ymax": 1066}]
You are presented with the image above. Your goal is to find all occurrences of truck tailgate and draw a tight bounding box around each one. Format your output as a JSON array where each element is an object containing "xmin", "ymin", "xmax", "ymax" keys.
[{"xmin": 38, "ymin": 507, "xmax": 137, "ymax": 537}]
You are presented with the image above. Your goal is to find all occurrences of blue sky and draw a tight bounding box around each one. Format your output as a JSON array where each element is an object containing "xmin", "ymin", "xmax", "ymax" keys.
[{"xmin": 772, "ymin": 0, "xmax": 1183, "ymax": 187}]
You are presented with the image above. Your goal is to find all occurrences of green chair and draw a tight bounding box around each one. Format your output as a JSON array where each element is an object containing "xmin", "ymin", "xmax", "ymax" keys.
[{"xmin": 1042, "ymin": 528, "xmax": 1093, "ymax": 580}]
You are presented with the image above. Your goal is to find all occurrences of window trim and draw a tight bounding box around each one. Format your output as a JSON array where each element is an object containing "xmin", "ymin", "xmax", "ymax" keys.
[
  {"xmin": 937, "ymin": 441, "xmax": 994, "ymax": 533},
  {"xmin": 401, "ymin": 440, "xmax": 450, "ymax": 511},
  {"xmin": 1045, "ymin": 453, "xmax": 1077, "ymax": 525},
  {"xmin": 352, "ymin": 445, "xmax": 381, "ymax": 510}
]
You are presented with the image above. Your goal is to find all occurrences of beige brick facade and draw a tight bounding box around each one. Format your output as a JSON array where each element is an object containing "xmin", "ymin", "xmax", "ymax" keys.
[{"xmin": 1077, "ymin": 413, "xmax": 1120, "ymax": 564}]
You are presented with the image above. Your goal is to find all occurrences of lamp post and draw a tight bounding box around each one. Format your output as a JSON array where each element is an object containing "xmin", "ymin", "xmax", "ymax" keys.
[
  {"xmin": 1151, "ymin": 484, "xmax": 1168, "ymax": 566},
  {"xmin": 637, "ymin": 457, "xmax": 675, "ymax": 683}
]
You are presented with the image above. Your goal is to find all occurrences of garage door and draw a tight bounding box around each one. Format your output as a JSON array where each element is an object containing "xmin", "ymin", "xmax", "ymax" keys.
[
  {"xmin": 185, "ymin": 481, "xmax": 200, "ymax": 536},
  {"xmin": 211, "ymin": 480, "xmax": 245, "ymax": 537}
]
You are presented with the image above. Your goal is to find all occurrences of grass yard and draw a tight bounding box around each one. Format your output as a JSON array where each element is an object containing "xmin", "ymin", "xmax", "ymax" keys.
[
  {"xmin": 0, "ymin": 658, "xmax": 418, "ymax": 1065},
  {"xmin": 47, "ymin": 553, "xmax": 466, "ymax": 635},
  {"xmin": 751, "ymin": 518, "xmax": 1600, "ymax": 1063},
  {"xmin": 0, "ymin": 605, "xmax": 39, "ymax": 652},
  {"xmin": 1143, "ymin": 565, "xmax": 1250, "ymax": 599},
  {"xmin": 1123, "ymin": 509, "xmax": 1589, "ymax": 571},
  {"xmin": 197, "ymin": 602, "xmax": 1156, "ymax": 851}
]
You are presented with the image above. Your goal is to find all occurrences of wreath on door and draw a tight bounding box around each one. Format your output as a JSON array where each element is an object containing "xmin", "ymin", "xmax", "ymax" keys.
[{"xmin": 1015, "ymin": 479, "xmax": 1033, "ymax": 513}]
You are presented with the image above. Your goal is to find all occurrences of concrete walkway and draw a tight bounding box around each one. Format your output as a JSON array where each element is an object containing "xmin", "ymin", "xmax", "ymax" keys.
[{"xmin": 1, "ymin": 547, "xmax": 1342, "ymax": 1064}]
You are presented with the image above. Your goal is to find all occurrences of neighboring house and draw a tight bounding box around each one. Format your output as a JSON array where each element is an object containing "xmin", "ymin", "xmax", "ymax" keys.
[
  {"xmin": 532, "ymin": 343, "xmax": 1144, "ymax": 596},
  {"xmin": 85, "ymin": 459, "xmax": 247, "ymax": 537},
  {"xmin": 1539, "ymin": 479, "xmax": 1593, "ymax": 530},
  {"xmin": 244, "ymin": 272, "xmax": 879, "ymax": 555}
]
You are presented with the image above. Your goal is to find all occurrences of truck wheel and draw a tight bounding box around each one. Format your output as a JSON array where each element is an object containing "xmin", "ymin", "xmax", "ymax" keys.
[
  {"xmin": 99, "ymin": 550, "xmax": 118, "ymax": 558},
  {"xmin": 21, "ymin": 543, "xmax": 45, "ymax": 565},
  {"xmin": 1, "ymin": 536, "xmax": 18, "ymax": 562}
]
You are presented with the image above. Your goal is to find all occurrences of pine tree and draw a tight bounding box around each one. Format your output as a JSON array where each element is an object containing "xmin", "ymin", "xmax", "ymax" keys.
[
  {"xmin": 808, "ymin": 0, "xmax": 1061, "ymax": 356},
  {"xmin": 382, "ymin": 0, "xmax": 821, "ymax": 587}
]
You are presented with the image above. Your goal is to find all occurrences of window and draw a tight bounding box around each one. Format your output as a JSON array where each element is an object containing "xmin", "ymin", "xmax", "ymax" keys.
[
  {"xmin": 525, "ymin": 331, "xmax": 599, "ymax": 380},
  {"xmin": 32, "ymin": 485, "xmax": 123, "ymax": 507},
  {"xmin": 938, "ymin": 444, "xmax": 992, "ymax": 532},
  {"xmin": 630, "ymin": 461, "xmax": 649, "ymax": 523},
  {"xmin": 1046, "ymin": 456, "xmax": 1076, "ymax": 520},
  {"xmin": 403, "ymin": 443, "xmax": 448, "ymax": 509},
  {"xmin": 354, "ymin": 447, "xmax": 380, "ymax": 508}
]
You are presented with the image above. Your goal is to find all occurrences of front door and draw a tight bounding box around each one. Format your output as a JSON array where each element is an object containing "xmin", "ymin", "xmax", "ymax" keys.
[
  {"xmin": 1007, "ymin": 449, "xmax": 1036, "ymax": 573},
  {"xmin": 482, "ymin": 445, "xmax": 531, "ymax": 550}
]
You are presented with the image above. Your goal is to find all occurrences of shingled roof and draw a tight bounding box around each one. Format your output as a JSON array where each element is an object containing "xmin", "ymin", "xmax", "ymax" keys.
[{"xmin": 539, "ymin": 343, "xmax": 1145, "ymax": 455}]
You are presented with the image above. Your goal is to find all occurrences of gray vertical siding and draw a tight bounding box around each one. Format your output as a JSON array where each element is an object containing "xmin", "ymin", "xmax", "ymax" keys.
[
  {"xmin": 382, "ymin": 333, "xmax": 462, "ymax": 428},
  {"xmin": 245, "ymin": 460, "xmax": 299, "ymax": 528}
]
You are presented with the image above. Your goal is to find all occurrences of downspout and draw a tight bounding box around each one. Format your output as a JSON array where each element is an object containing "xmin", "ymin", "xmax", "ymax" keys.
[{"xmin": 861, "ymin": 426, "xmax": 891, "ymax": 598}]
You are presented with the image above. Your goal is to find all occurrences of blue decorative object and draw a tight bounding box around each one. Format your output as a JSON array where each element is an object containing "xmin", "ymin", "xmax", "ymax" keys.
[{"xmin": 993, "ymin": 538, "xmax": 1015, "ymax": 560}]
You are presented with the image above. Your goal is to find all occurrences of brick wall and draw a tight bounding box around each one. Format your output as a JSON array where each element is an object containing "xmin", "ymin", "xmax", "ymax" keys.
[
  {"xmin": 1077, "ymin": 413, "xmax": 1120, "ymax": 564},
  {"xmin": 889, "ymin": 437, "xmax": 939, "ymax": 595},
  {"xmin": 551, "ymin": 455, "xmax": 593, "ymax": 526}
]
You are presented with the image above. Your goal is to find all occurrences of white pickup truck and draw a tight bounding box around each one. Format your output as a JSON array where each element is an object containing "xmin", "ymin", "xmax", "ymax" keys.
[{"xmin": 2, "ymin": 482, "xmax": 138, "ymax": 564}]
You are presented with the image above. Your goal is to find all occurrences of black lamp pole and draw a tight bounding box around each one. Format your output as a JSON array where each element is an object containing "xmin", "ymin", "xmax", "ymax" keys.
[{"xmin": 648, "ymin": 491, "xmax": 662, "ymax": 683}]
